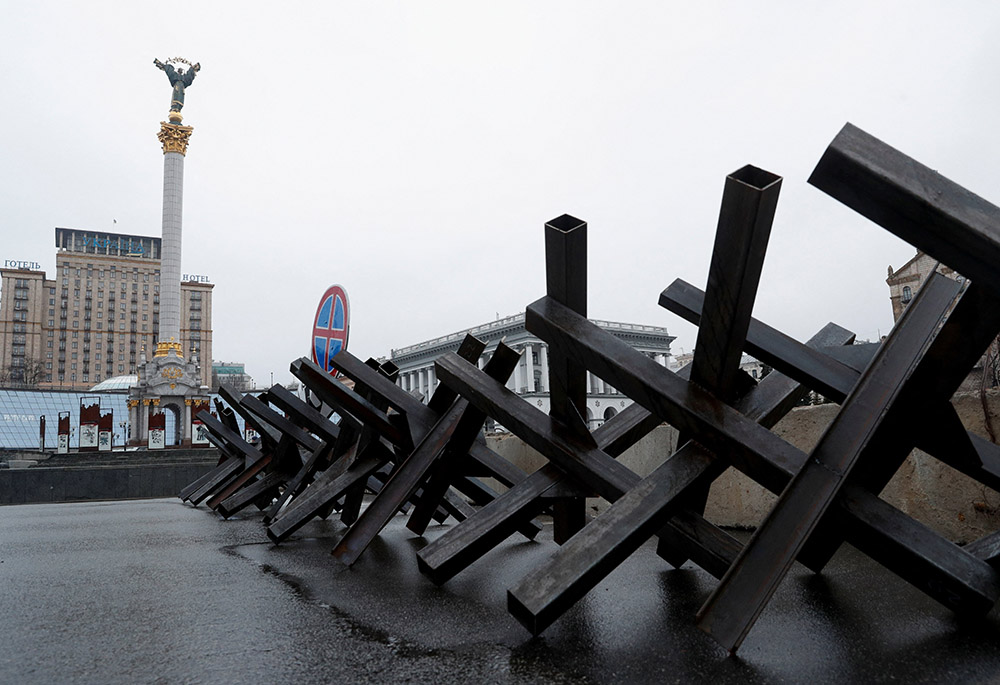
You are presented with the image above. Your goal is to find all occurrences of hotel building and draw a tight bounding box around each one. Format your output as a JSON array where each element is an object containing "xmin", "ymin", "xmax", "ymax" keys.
[{"xmin": 0, "ymin": 227, "xmax": 213, "ymax": 391}]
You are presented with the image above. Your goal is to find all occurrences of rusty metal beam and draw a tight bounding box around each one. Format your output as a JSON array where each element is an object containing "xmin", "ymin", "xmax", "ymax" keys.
[
  {"xmin": 809, "ymin": 123, "xmax": 1000, "ymax": 298},
  {"xmin": 505, "ymin": 322, "xmax": 849, "ymax": 635},
  {"xmin": 331, "ymin": 343, "xmax": 520, "ymax": 566},
  {"xmin": 696, "ymin": 273, "xmax": 962, "ymax": 652},
  {"xmin": 523, "ymin": 293, "xmax": 999, "ymax": 625}
]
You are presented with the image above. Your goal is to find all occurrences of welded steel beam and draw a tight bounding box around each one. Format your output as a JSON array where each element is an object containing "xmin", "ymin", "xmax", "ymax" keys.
[
  {"xmin": 416, "ymin": 401, "xmax": 661, "ymax": 585},
  {"xmin": 523, "ymin": 294, "xmax": 999, "ymax": 624},
  {"xmin": 240, "ymin": 393, "xmax": 322, "ymax": 455},
  {"xmin": 266, "ymin": 384, "xmax": 342, "ymax": 446},
  {"xmin": 331, "ymin": 344, "xmax": 520, "ymax": 566},
  {"xmin": 663, "ymin": 164, "xmax": 781, "ymax": 568},
  {"xmin": 505, "ymin": 322, "xmax": 850, "ymax": 636},
  {"xmin": 809, "ymin": 123, "xmax": 1000, "ymax": 298},
  {"xmin": 218, "ymin": 384, "xmax": 281, "ymax": 451},
  {"xmin": 543, "ymin": 215, "xmax": 593, "ymax": 542},
  {"xmin": 696, "ymin": 274, "xmax": 962, "ymax": 652}
]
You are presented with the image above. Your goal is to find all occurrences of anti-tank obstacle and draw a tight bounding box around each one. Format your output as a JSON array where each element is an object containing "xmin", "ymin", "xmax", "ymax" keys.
[{"xmin": 176, "ymin": 123, "xmax": 1000, "ymax": 656}]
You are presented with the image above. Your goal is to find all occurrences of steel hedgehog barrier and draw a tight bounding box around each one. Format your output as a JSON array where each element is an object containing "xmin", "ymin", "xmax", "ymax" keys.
[{"xmin": 181, "ymin": 123, "xmax": 1000, "ymax": 655}]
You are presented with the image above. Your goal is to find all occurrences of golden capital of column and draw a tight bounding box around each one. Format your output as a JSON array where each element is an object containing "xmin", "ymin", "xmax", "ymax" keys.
[
  {"xmin": 153, "ymin": 340, "xmax": 184, "ymax": 357},
  {"xmin": 157, "ymin": 121, "xmax": 194, "ymax": 155}
]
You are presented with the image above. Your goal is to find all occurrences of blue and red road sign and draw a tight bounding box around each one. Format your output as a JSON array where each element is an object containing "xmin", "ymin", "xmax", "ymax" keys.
[{"xmin": 312, "ymin": 285, "xmax": 350, "ymax": 374}]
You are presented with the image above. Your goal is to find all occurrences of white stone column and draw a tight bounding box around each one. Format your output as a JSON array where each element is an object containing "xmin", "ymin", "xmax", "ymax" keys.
[
  {"xmin": 524, "ymin": 343, "xmax": 535, "ymax": 392},
  {"xmin": 428, "ymin": 366, "xmax": 437, "ymax": 396},
  {"xmin": 160, "ymin": 151, "xmax": 184, "ymax": 348},
  {"xmin": 153, "ymin": 121, "xmax": 193, "ymax": 357},
  {"xmin": 539, "ymin": 345, "xmax": 549, "ymax": 392}
]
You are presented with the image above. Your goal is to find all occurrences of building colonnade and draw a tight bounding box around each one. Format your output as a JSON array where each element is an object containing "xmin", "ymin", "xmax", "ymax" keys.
[{"xmin": 396, "ymin": 341, "xmax": 671, "ymax": 400}]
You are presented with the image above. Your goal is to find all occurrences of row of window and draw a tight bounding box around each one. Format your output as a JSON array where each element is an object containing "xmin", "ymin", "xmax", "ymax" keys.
[{"xmin": 62, "ymin": 264, "xmax": 160, "ymax": 280}]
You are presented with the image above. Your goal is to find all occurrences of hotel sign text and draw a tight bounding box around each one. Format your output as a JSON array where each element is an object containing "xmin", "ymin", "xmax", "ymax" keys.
[{"xmin": 4, "ymin": 260, "xmax": 42, "ymax": 270}]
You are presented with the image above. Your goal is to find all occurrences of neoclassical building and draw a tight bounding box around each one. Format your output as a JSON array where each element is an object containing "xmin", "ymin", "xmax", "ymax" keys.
[
  {"xmin": 886, "ymin": 250, "xmax": 964, "ymax": 322},
  {"xmin": 390, "ymin": 313, "xmax": 674, "ymax": 429}
]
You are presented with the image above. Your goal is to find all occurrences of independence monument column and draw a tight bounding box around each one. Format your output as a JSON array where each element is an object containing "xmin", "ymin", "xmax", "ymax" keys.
[
  {"xmin": 129, "ymin": 57, "xmax": 207, "ymax": 447},
  {"xmin": 154, "ymin": 57, "xmax": 199, "ymax": 357}
]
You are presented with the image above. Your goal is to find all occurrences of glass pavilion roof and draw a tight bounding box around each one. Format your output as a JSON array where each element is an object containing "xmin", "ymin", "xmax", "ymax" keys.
[{"xmin": 0, "ymin": 389, "xmax": 238, "ymax": 450}]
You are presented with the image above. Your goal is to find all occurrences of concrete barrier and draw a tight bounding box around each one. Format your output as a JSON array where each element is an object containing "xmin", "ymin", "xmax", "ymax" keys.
[{"xmin": 0, "ymin": 450, "xmax": 219, "ymax": 505}]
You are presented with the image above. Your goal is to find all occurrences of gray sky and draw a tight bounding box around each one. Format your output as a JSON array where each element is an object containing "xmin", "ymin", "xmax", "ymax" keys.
[{"xmin": 4, "ymin": 2, "xmax": 1000, "ymax": 386}]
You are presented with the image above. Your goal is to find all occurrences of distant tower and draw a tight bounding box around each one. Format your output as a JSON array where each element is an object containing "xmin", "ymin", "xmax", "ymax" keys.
[{"xmin": 129, "ymin": 58, "xmax": 208, "ymax": 448}]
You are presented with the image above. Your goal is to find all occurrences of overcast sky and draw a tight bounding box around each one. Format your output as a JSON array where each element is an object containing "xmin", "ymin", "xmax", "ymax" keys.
[{"xmin": 4, "ymin": 2, "xmax": 1000, "ymax": 386}]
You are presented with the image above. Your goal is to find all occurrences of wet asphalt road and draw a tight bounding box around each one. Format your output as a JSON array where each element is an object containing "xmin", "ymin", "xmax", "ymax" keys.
[{"xmin": 2, "ymin": 498, "xmax": 1000, "ymax": 683}]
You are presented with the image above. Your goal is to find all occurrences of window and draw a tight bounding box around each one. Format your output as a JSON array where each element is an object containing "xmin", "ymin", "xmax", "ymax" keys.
[{"xmin": 901, "ymin": 286, "xmax": 912, "ymax": 303}]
